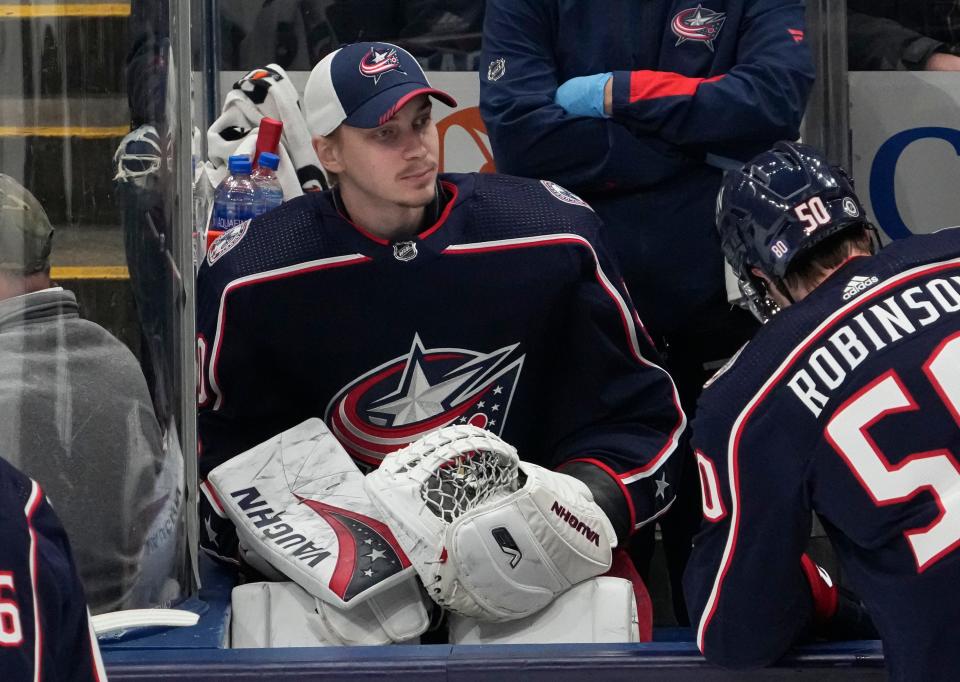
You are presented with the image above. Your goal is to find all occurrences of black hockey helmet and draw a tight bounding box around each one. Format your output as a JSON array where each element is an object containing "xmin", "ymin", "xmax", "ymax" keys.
[
  {"xmin": 717, "ymin": 141, "xmax": 867, "ymax": 279},
  {"xmin": 716, "ymin": 141, "xmax": 868, "ymax": 319}
]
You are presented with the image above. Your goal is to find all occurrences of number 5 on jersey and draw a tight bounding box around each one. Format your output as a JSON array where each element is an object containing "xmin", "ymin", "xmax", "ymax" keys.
[{"xmin": 826, "ymin": 334, "xmax": 960, "ymax": 572}]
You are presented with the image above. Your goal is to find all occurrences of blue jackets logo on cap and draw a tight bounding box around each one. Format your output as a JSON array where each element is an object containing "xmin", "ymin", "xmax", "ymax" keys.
[
  {"xmin": 671, "ymin": 4, "xmax": 726, "ymax": 52},
  {"xmin": 358, "ymin": 47, "xmax": 406, "ymax": 85}
]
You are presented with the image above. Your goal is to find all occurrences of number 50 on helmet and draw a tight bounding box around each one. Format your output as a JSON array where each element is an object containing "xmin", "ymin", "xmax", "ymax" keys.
[{"xmin": 716, "ymin": 141, "xmax": 870, "ymax": 321}]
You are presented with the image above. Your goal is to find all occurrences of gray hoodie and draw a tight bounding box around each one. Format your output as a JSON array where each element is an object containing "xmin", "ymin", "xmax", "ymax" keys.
[{"xmin": 0, "ymin": 287, "xmax": 180, "ymax": 613}]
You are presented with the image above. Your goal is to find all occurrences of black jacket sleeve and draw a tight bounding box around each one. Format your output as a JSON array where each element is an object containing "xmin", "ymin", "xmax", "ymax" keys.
[{"xmin": 848, "ymin": 11, "xmax": 946, "ymax": 71}]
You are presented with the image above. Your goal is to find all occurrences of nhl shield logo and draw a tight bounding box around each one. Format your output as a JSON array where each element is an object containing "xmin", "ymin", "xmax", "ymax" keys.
[
  {"xmin": 393, "ymin": 241, "xmax": 418, "ymax": 262},
  {"xmin": 672, "ymin": 4, "xmax": 726, "ymax": 52},
  {"xmin": 487, "ymin": 57, "xmax": 506, "ymax": 82}
]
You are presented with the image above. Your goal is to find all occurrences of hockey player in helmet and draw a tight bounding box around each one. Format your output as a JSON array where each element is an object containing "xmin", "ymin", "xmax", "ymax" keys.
[
  {"xmin": 717, "ymin": 141, "xmax": 877, "ymax": 321},
  {"xmin": 686, "ymin": 142, "xmax": 960, "ymax": 680}
]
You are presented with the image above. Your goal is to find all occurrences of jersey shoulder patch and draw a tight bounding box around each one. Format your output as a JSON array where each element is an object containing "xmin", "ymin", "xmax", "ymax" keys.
[
  {"xmin": 540, "ymin": 180, "xmax": 594, "ymax": 211},
  {"xmin": 207, "ymin": 219, "xmax": 250, "ymax": 267}
]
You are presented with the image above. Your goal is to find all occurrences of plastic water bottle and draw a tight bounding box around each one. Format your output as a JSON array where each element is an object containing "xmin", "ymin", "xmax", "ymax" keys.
[
  {"xmin": 209, "ymin": 155, "xmax": 262, "ymax": 231},
  {"xmin": 251, "ymin": 152, "xmax": 283, "ymax": 214}
]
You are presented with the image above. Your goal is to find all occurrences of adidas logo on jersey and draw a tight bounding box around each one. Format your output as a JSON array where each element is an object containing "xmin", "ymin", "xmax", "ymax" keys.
[{"xmin": 842, "ymin": 275, "xmax": 879, "ymax": 301}]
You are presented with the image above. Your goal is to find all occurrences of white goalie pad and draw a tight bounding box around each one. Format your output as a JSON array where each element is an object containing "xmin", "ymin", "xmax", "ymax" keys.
[
  {"xmin": 231, "ymin": 580, "xmax": 429, "ymax": 647},
  {"xmin": 207, "ymin": 418, "xmax": 419, "ymax": 609},
  {"xmin": 447, "ymin": 577, "xmax": 639, "ymax": 644},
  {"xmin": 364, "ymin": 426, "xmax": 616, "ymax": 622}
]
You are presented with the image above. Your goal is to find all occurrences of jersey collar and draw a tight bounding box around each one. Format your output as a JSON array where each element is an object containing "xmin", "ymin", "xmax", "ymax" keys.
[{"xmin": 331, "ymin": 181, "xmax": 459, "ymax": 248}]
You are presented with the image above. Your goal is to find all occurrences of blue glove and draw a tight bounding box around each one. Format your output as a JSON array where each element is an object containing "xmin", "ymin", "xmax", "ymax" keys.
[{"xmin": 554, "ymin": 73, "xmax": 612, "ymax": 119}]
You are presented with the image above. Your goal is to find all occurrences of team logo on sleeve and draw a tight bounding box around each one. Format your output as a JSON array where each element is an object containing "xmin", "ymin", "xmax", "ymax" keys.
[
  {"xmin": 325, "ymin": 334, "xmax": 524, "ymax": 466},
  {"xmin": 671, "ymin": 4, "xmax": 726, "ymax": 51},
  {"xmin": 207, "ymin": 219, "xmax": 250, "ymax": 266},
  {"xmin": 541, "ymin": 180, "xmax": 594, "ymax": 211},
  {"xmin": 359, "ymin": 47, "xmax": 405, "ymax": 84}
]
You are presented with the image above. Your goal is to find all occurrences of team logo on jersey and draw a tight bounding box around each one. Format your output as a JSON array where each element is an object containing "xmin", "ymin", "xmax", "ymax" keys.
[
  {"xmin": 393, "ymin": 241, "xmax": 418, "ymax": 262},
  {"xmin": 842, "ymin": 197, "xmax": 860, "ymax": 218},
  {"xmin": 325, "ymin": 335, "xmax": 525, "ymax": 466},
  {"xmin": 541, "ymin": 180, "xmax": 594, "ymax": 211},
  {"xmin": 842, "ymin": 275, "xmax": 879, "ymax": 301},
  {"xmin": 359, "ymin": 47, "xmax": 405, "ymax": 84},
  {"xmin": 671, "ymin": 4, "xmax": 726, "ymax": 52},
  {"xmin": 487, "ymin": 57, "xmax": 506, "ymax": 82},
  {"xmin": 207, "ymin": 219, "xmax": 250, "ymax": 266}
]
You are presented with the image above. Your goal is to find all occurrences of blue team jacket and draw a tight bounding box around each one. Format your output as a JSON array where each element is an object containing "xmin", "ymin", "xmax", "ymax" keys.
[{"xmin": 480, "ymin": 0, "xmax": 814, "ymax": 337}]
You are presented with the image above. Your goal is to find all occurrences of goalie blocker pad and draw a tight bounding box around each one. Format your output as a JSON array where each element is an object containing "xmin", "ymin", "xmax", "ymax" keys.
[
  {"xmin": 447, "ymin": 577, "xmax": 640, "ymax": 644},
  {"xmin": 207, "ymin": 418, "xmax": 421, "ymax": 609},
  {"xmin": 365, "ymin": 426, "xmax": 617, "ymax": 622},
  {"xmin": 231, "ymin": 580, "xmax": 429, "ymax": 647}
]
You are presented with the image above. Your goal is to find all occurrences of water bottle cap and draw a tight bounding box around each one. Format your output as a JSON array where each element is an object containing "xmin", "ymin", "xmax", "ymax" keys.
[
  {"xmin": 228, "ymin": 155, "xmax": 252, "ymax": 174},
  {"xmin": 259, "ymin": 152, "xmax": 280, "ymax": 170}
]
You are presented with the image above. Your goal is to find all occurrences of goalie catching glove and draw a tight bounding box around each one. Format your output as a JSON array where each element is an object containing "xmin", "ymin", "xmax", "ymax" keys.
[{"xmin": 364, "ymin": 425, "xmax": 617, "ymax": 622}]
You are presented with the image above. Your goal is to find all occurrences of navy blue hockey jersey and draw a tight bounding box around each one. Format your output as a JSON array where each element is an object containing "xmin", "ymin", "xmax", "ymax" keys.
[
  {"xmin": 196, "ymin": 173, "xmax": 686, "ymax": 535},
  {"xmin": 684, "ymin": 228, "xmax": 960, "ymax": 680},
  {"xmin": 0, "ymin": 457, "xmax": 106, "ymax": 681}
]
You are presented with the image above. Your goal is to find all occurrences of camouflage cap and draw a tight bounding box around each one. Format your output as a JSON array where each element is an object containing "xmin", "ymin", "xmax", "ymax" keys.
[{"xmin": 0, "ymin": 174, "xmax": 54, "ymax": 274}]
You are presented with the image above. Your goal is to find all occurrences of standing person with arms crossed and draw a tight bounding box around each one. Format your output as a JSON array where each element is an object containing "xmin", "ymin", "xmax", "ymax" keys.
[
  {"xmin": 195, "ymin": 42, "xmax": 687, "ymax": 630},
  {"xmin": 479, "ymin": 0, "xmax": 816, "ymax": 622},
  {"xmin": 685, "ymin": 142, "xmax": 960, "ymax": 680}
]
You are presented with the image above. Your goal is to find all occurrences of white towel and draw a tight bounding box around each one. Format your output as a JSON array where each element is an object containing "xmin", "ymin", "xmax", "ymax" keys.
[{"xmin": 205, "ymin": 64, "xmax": 327, "ymax": 201}]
